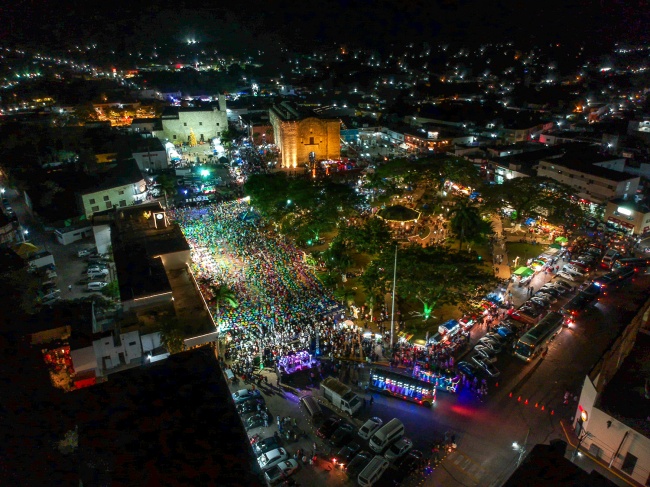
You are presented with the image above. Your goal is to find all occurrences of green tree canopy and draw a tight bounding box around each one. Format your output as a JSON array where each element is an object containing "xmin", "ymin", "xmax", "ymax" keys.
[
  {"xmin": 363, "ymin": 244, "xmax": 497, "ymax": 322},
  {"xmin": 448, "ymin": 198, "xmax": 493, "ymax": 250},
  {"xmin": 340, "ymin": 217, "xmax": 394, "ymax": 255},
  {"xmin": 245, "ymin": 173, "xmax": 359, "ymax": 244}
]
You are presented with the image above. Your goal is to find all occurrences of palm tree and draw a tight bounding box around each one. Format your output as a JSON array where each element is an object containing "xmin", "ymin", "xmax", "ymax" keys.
[
  {"xmin": 210, "ymin": 285, "xmax": 239, "ymax": 330},
  {"xmin": 449, "ymin": 199, "xmax": 483, "ymax": 250}
]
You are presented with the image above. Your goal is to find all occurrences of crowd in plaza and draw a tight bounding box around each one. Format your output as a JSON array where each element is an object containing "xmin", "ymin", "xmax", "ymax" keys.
[{"xmin": 169, "ymin": 200, "xmax": 353, "ymax": 374}]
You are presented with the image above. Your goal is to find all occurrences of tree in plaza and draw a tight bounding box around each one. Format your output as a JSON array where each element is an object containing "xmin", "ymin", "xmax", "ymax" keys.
[
  {"xmin": 156, "ymin": 173, "xmax": 177, "ymax": 198},
  {"xmin": 441, "ymin": 156, "xmax": 482, "ymax": 191},
  {"xmin": 364, "ymin": 289, "xmax": 384, "ymax": 321},
  {"xmin": 245, "ymin": 172, "xmax": 359, "ymax": 244},
  {"xmin": 363, "ymin": 244, "xmax": 497, "ymax": 323},
  {"xmin": 341, "ymin": 217, "xmax": 393, "ymax": 255},
  {"xmin": 210, "ymin": 284, "xmax": 239, "ymax": 331},
  {"xmin": 322, "ymin": 238, "xmax": 354, "ymax": 273},
  {"xmin": 334, "ymin": 287, "xmax": 356, "ymax": 307},
  {"xmin": 159, "ymin": 317, "xmax": 185, "ymax": 354},
  {"xmin": 482, "ymin": 176, "xmax": 567, "ymax": 221},
  {"xmin": 448, "ymin": 198, "xmax": 493, "ymax": 250}
]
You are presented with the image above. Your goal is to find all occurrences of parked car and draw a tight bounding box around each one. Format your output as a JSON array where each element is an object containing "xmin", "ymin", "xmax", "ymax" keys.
[
  {"xmin": 562, "ymin": 265, "xmax": 586, "ymax": 277},
  {"xmin": 78, "ymin": 248, "xmax": 95, "ymax": 257},
  {"xmin": 529, "ymin": 297, "xmax": 551, "ymax": 308},
  {"xmin": 257, "ymin": 448, "xmax": 288, "ymax": 471},
  {"xmin": 478, "ymin": 337, "xmax": 503, "ymax": 353},
  {"xmin": 496, "ymin": 326, "xmax": 515, "ymax": 339},
  {"xmin": 237, "ymin": 398, "xmax": 267, "ymax": 415},
  {"xmin": 394, "ymin": 449, "xmax": 424, "ymax": 472},
  {"xmin": 541, "ymin": 284, "xmax": 565, "ymax": 295},
  {"xmin": 535, "ymin": 291, "xmax": 558, "ymax": 303},
  {"xmin": 329, "ymin": 423, "xmax": 355, "ymax": 447},
  {"xmin": 474, "ymin": 345, "xmax": 498, "ymax": 363},
  {"xmin": 345, "ymin": 451, "xmax": 373, "ymax": 479},
  {"xmin": 87, "ymin": 267, "xmax": 109, "ymax": 276},
  {"xmin": 245, "ymin": 412, "xmax": 272, "ymax": 430},
  {"xmin": 358, "ymin": 417, "xmax": 383, "ymax": 440},
  {"xmin": 316, "ymin": 417, "xmax": 341, "ymax": 439},
  {"xmin": 333, "ymin": 441, "xmax": 361, "ymax": 467},
  {"xmin": 252, "ymin": 436, "xmax": 281, "ymax": 456},
  {"xmin": 456, "ymin": 361, "xmax": 478, "ymax": 379},
  {"xmin": 556, "ymin": 271, "xmax": 579, "ymax": 282},
  {"xmin": 553, "ymin": 280, "xmax": 575, "ymax": 293},
  {"xmin": 232, "ymin": 388, "xmax": 262, "ymax": 404},
  {"xmin": 384, "ymin": 437, "xmax": 413, "ymax": 462},
  {"xmin": 471, "ymin": 355, "xmax": 500, "ymax": 377},
  {"xmin": 264, "ymin": 459, "xmax": 299, "ymax": 484}
]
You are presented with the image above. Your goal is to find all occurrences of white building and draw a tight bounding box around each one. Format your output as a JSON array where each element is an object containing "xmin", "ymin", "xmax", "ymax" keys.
[
  {"xmin": 159, "ymin": 97, "xmax": 228, "ymax": 144},
  {"xmin": 572, "ymin": 305, "xmax": 650, "ymax": 487},
  {"xmin": 78, "ymin": 160, "xmax": 147, "ymax": 217}
]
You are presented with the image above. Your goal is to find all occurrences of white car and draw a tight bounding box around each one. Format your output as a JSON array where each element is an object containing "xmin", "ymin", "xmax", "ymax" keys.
[
  {"xmin": 78, "ymin": 249, "xmax": 94, "ymax": 257},
  {"xmin": 562, "ymin": 265, "xmax": 585, "ymax": 277},
  {"xmin": 384, "ymin": 437, "xmax": 413, "ymax": 462},
  {"xmin": 471, "ymin": 355, "xmax": 500, "ymax": 377},
  {"xmin": 478, "ymin": 337, "xmax": 502, "ymax": 353},
  {"xmin": 556, "ymin": 271, "xmax": 579, "ymax": 282},
  {"xmin": 258, "ymin": 448, "xmax": 288, "ymax": 471},
  {"xmin": 87, "ymin": 268, "xmax": 109, "ymax": 276},
  {"xmin": 358, "ymin": 417, "xmax": 383, "ymax": 440},
  {"xmin": 264, "ymin": 459, "xmax": 299, "ymax": 484}
]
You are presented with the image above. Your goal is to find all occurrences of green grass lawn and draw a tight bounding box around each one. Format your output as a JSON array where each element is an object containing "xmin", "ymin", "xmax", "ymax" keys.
[{"xmin": 506, "ymin": 242, "xmax": 549, "ymax": 266}]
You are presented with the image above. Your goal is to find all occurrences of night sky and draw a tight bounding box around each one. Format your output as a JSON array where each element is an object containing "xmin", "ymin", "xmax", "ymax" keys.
[{"xmin": 1, "ymin": 0, "xmax": 648, "ymax": 53}]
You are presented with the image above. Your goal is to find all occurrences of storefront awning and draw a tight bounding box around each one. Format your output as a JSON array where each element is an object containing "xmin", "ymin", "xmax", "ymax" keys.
[
  {"xmin": 514, "ymin": 267, "xmax": 534, "ymax": 277},
  {"xmin": 554, "ymin": 236, "xmax": 569, "ymax": 243}
]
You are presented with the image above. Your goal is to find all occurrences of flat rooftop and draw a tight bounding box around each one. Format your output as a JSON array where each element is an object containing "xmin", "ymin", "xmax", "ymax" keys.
[
  {"xmin": 69, "ymin": 347, "xmax": 263, "ymax": 486},
  {"xmin": 596, "ymin": 330, "xmax": 650, "ymax": 437}
]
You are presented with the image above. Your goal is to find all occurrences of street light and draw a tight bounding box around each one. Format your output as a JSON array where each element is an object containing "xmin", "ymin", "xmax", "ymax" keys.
[{"xmin": 513, "ymin": 428, "xmax": 530, "ymax": 466}]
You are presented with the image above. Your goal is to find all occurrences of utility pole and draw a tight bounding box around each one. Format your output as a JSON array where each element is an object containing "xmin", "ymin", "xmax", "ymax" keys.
[
  {"xmin": 390, "ymin": 244, "xmax": 397, "ymax": 348},
  {"xmin": 572, "ymin": 431, "xmax": 592, "ymax": 463}
]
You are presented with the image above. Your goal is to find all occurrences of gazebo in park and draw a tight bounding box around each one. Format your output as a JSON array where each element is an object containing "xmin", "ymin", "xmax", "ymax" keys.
[{"xmin": 377, "ymin": 205, "xmax": 421, "ymax": 223}]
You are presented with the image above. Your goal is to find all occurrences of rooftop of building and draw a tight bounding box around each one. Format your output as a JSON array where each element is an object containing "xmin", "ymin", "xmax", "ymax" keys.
[
  {"xmin": 79, "ymin": 159, "xmax": 145, "ymax": 195},
  {"xmin": 541, "ymin": 143, "xmax": 635, "ymax": 182},
  {"xmin": 130, "ymin": 117, "xmax": 163, "ymax": 130},
  {"xmin": 68, "ymin": 347, "xmax": 263, "ymax": 487},
  {"xmin": 161, "ymin": 100, "xmax": 225, "ymax": 118},
  {"xmin": 503, "ymin": 443, "xmax": 616, "ymax": 487},
  {"xmin": 112, "ymin": 202, "xmax": 190, "ymax": 257},
  {"xmin": 493, "ymin": 146, "xmax": 564, "ymax": 167},
  {"xmin": 596, "ymin": 329, "xmax": 650, "ymax": 437},
  {"xmin": 270, "ymin": 100, "xmax": 335, "ymax": 122}
]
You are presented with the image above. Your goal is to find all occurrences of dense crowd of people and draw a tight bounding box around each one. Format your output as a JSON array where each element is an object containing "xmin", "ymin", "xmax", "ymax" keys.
[{"xmin": 170, "ymin": 200, "xmax": 347, "ymax": 373}]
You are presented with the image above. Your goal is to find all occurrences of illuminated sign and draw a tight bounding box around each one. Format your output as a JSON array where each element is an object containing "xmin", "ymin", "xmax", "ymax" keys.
[{"xmin": 617, "ymin": 207, "xmax": 632, "ymax": 216}]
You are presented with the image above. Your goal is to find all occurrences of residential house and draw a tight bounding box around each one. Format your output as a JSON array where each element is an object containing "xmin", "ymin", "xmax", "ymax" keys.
[{"xmin": 78, "ymin": 159, "xmax": 147, "ymax": 217}]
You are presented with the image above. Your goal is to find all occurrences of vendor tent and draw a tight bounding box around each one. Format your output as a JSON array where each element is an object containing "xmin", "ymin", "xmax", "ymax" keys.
[
  {"xmin": 555, "ymin": 236, "xmax": 569, "ymax": 243},
  {"xmin": 514, "ymin": 267, "xmax": 534, "ymax": 277}
]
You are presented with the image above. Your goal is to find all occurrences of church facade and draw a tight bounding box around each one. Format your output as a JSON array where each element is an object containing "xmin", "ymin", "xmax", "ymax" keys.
[{"xmin": 269, "ymin": 102, "xmax": 340, "ymax": 168}]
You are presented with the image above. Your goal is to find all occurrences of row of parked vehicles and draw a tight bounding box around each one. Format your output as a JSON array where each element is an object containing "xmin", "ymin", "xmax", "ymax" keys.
[
  {"xmin": 79, "ymin": 248, "xmax": 111, "ymax": 290},
  {"xmin": 231, "ymin": 388, "xmax": 301, "ymax": 485},
  {"xmin": 316, "ymin": 414, "xmax": 422, "ymax": 486}
]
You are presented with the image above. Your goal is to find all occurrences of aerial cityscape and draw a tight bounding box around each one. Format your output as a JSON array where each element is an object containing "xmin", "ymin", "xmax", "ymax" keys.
[{"xmin": 1, "ymin": 1, "xmax": 649, "ymax": 486}]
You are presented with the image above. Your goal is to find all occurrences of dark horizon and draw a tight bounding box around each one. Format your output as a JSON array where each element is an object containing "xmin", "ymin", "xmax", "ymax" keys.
[{"xmin": 1, "ymin": 0, "xmax": 648, "ymax": 55}]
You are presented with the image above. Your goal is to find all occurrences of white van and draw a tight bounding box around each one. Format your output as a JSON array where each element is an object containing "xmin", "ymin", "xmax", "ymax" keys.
[
  {"xmin": 369, "ymin": 418, "xmax": 404, "ymax": 453},
  {"xmin": 357, "ymin": 455, "xmax": 389, "ymax": 487},
  {"xmin": 87, "ymin": 281, "xmax": 108, "ymax": 291}
]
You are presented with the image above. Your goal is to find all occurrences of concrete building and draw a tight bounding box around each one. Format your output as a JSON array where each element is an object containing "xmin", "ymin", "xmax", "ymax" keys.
[
  {"xmin": 573, "ymin": 301, "xmax": 650, "ymax": 487},
  {"xmin": 159, "ymin": 97, "xmax": 228, "ymax": 144},
  {"xmin": 130, "ymin": 136, "xmax": 168, "ymax": 172},
  {"xmin": 269, "ymin": 101, "xmax": 340, "ymax": 168},
  {"xmin": 78, "ymin": 160, "xmax": 147, "ymax": 217},
  {"xmin": 537, "ymin": 144, "xmax": 637, "ymax": 205},
  {"xmin": 603, "ymin": 199, "xmax": 650, "ymax": 235}
]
